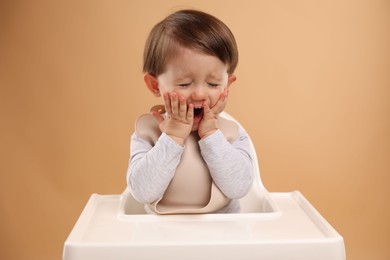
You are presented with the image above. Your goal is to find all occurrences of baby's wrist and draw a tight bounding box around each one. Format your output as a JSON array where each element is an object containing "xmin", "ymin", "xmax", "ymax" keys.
[
  {"xmin": 166, "ymin": 133, "xmax": 186, "ymax": 146},
  {"xmin": 199, "ymin": 128, "xmax": 217, "ymax": 139}
]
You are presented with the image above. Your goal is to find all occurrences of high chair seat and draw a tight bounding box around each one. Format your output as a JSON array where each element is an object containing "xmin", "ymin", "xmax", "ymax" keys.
[{"xmin": 63, "ymin": 112, "xmax": 345, "ymax": 260}]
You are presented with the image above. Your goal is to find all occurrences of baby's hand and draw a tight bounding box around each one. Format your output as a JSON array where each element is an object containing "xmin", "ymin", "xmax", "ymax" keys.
[
  {"xmin": 151, "ymin": 92, "xmax": 194, "ymax": 145},
  {"xmin": 198, "ymin": 89, "xmax": 228, "ymax": 139}
]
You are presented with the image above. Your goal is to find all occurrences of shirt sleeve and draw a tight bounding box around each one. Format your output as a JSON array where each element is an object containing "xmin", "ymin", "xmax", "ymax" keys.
[
  {"xmin": 198, "ymin": 127, "xmax": 254, "ymax": 199},
  {"xmin": 126, "ymin": 132, "xmax": 184, "ymax": 203}
]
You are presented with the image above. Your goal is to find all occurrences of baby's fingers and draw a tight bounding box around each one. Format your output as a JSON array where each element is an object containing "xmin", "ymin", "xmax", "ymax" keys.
[
  {"xmin": 151, "ymin": 110, "xmax": 165, "ymax": 125},
  {"xmin": 211, "ymin": 90, "xmax": 228, "ymax": 115},
  {"xmin": 163, "ymin": 92, "xmax": 172, "ymax": 115},
  {"xmin": 202, "ymin": 102, "xmax": 212, "ymax": 117},
  {"xmin": 170, "ymin": 92, "xmax": 180, "ymax": 116},
  {"xmin": 179, "ymin": 96, "xmax": 187, "ymax": 117},
  {"xmin": 187, "ymin": 104, "xmax": 194, "ymax": 120}
]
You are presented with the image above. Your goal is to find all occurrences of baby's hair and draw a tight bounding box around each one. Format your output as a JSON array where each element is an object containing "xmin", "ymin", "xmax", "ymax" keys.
[{"xmin": 143, "ymin": 9, "xmax": 238, "ymax": 76}]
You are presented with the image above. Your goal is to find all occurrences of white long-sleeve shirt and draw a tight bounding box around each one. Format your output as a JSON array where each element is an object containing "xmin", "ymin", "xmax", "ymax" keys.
[{"xmin": 126, "ymin": 123, "xmax": 254, "ymax": 213}]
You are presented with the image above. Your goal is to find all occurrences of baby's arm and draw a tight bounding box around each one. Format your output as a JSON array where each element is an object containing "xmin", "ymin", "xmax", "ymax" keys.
[
  {"xmin": 126, "ymin": 132, "xmax": 184, "ymax": 203},
  {"xmin": 199, "ymin": 127, "xmax": 254, "ymax": 199}
]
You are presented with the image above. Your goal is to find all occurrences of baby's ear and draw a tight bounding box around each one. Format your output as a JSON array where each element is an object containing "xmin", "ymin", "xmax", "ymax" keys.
[
  {"xmin": 227, "ymin": 74, "xmax": 237, "ymax": 87},
  {"xmin": 144, "ymin": 73, "xmax": 161, "ymax": 97}
]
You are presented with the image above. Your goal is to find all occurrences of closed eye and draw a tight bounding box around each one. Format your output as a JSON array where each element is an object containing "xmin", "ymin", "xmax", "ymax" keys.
[
  {"xmin": 178, "ymin": 83, "xmax": 192, "ymax": 88},
  {"xmin": 207, "ymin": 82, "xmax": 219, "ymax": 87}
]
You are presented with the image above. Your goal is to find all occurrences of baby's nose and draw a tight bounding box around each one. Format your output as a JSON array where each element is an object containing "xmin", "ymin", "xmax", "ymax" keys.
[{"xmin": 191, "ymin": 85, "xmax": 207, "ymax": 100}]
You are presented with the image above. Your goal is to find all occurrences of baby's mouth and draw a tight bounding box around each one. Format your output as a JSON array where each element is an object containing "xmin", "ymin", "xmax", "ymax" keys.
[{"xmin": 193, "ymin": 107, "xmax": 204, "ymax": 122}]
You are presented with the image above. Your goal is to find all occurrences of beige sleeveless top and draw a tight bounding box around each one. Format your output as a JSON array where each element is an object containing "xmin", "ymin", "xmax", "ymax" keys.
[{"xmin": 135, "ymin": 111, "xmax": 239, "ymax": 214}]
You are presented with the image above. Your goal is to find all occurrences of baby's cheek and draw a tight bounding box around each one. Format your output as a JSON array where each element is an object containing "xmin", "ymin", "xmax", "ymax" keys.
[{"xmin": 174, "ymin": 89, "xmax": 191, "ymax": 99}]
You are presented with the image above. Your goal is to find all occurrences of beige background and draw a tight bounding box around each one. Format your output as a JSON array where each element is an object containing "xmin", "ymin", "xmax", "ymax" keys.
[{"xmin": 1, "ymin": 0, "xmax": 389, "ymax": 259}]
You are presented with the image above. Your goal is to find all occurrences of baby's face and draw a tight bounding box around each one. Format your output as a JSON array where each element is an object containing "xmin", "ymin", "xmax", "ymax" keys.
[{"xmin": 156, "ymin": 47, "xmax": 235, "ymax": 131}]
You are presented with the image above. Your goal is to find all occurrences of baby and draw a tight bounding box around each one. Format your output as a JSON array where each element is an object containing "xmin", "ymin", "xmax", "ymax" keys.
[{"xmin": 126, "ymin": 9, "xmax": 254, "ymax": 214}]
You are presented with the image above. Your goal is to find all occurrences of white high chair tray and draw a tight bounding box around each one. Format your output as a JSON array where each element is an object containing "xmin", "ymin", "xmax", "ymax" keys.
[{"xmin": 63, "ymin": 191, "xmax": 345, "ymax": 260}]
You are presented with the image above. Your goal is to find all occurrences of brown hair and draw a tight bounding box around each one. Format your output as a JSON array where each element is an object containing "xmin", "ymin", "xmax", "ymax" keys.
[{"xmin": 143, "ymin": 9, "xmax": 238, "ymax": 76}]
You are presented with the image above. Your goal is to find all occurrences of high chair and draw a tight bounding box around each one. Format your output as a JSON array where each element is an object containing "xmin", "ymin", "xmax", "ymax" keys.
[{"xmin": 63, "ymin": 112, "xmax": 345, "ymax": 260}]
